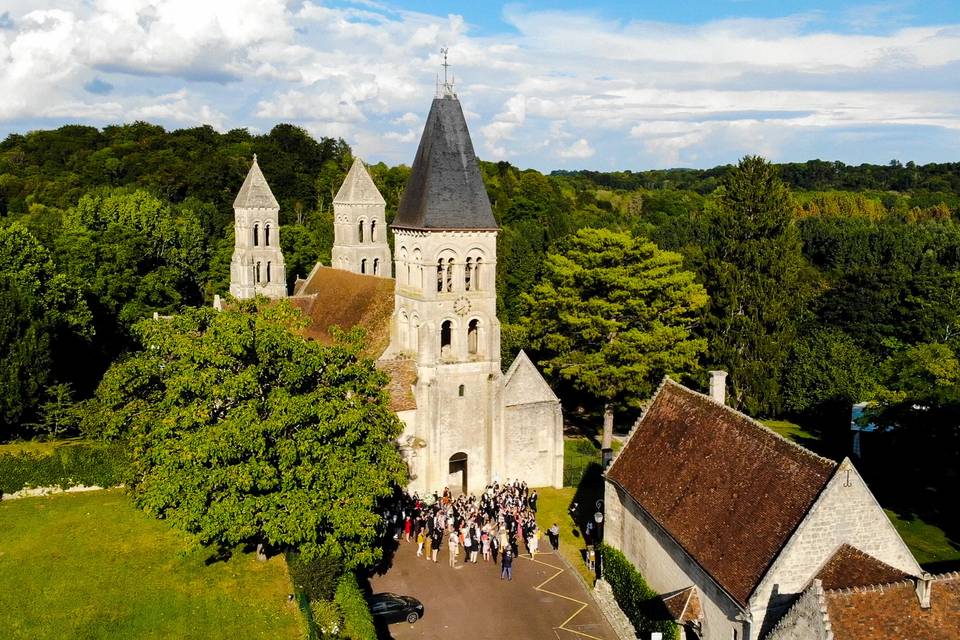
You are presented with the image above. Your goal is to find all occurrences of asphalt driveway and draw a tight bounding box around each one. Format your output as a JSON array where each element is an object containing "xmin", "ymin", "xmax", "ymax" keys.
[{"xmin": 370, "ymin": 541, "xmax": 617, "ymax": 640}]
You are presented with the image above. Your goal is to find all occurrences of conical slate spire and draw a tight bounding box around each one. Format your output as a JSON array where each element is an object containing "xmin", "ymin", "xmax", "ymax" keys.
[
  {"xmin": 233, "ymin": 154, "xmax": 279, "ymax": 209},
  {"xmin": 334, "ymin": 158, "xmax": 386, "ymax": 205},
  {"xmin": 393, "ymin": 95, "xmax": 497, "ymax": 230}
]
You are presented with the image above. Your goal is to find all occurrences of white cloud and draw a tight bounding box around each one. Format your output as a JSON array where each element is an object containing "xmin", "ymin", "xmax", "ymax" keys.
[
  {"xmin": 0, "ymin": 1, "xmax": 957, "ymax": 168},
  {"xmin": 558, "ymin": 138, "xmax": 595, "ymax": 159}
]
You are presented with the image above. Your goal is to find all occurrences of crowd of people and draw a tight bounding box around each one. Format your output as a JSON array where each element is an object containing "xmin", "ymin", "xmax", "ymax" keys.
[{"xmin": 382, "ymin": 480, "xmax": 561, "ymax": 581}]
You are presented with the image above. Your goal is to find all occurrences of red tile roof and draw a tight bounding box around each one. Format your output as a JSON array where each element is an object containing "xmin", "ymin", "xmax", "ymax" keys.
[
  {"xmin": 289, "ymin": 265, "xmax": 395, "ymax": 358},
  {"xmin": 815, "ymin": 544, "xmax": 911, "ymax": 591},
  {"xmin": 606, "ymin": 379, "xmax": 837, "ymax": 606},
  {"xmin": 290, "ymin": 264, "xmax": 414, "ymax": 411},
  {"xmin": 825, "ymin": 573, "xmax": 960, "ymax": 640},
  {"xmin": 661, "ymin": 586, "xmax": 702, "ymax": 624},
  {"xmin": 376, "ymin": 358, "xmax": 417, "ymax": 412}
]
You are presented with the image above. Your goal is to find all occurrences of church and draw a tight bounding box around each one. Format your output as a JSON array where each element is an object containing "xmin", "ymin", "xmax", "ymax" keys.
[{"xmin": 227, "ymin": 83, "xmax": 564, "ymax": 495}]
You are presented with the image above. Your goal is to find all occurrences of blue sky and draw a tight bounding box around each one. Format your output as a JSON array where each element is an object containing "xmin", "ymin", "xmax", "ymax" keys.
[{"xmin": 1, "ymin": 1, "xmax": 958, "ymax": 170}]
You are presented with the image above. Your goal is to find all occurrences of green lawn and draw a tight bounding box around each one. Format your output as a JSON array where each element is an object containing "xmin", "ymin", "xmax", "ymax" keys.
[
  {"xmin": 535, "ymin": 486, "xmax": 598, "ymax": 586},
  {"xmin": 0, "ymin": 439, "xmax": 76, "ymax": 456},
  {"xmin": 0, "ymin": 490, "xmax": 304, "ymax": 640},
  {"xmin": 885, "ymin": 509, "xmax": 960, "ymax": 567},
  {"xmin": 760, "ymin": 419, "xmax": 819, "ymax": 443}
]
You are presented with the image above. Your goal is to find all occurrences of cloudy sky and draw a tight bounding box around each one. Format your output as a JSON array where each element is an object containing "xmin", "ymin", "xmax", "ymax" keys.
[{"xmin": 1, "ymin": 0, "xmax": 958, "ymax": 170}]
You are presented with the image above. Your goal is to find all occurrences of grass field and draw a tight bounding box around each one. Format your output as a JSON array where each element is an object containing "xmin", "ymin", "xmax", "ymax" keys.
[
  {"xmin": 760, "ymin": 419, "xmax": 819, "ymax": 443},
  {"xmin": 0, "ymin": 490, "xmax": 304, "ymax": 640},
  {"xmin": 534, "ymin": 486, "xmax": 596, "ymax": 586},
  {"xmin": 0, "ymin": 439, "xmax": 75, "ymax": 456},
  {"xmin": 885, "ymin": 509, "xmax": 960, "ymax": 567}
]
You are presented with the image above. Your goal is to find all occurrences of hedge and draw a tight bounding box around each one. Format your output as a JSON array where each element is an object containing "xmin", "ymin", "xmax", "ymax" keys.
[
  {"xmin": 0, "ymin": 440, "xmax": 129, "ymax": 496},
  {"xmin": 599, "ymin": 543, "xmax": 679, "ymax": 640},
  {"xmin": 334, "ymin": 572, "xmax": 376, "ymax": 640},
  {"xmin": 288, "ymin": 550, "xmax": 344, "ymax": 603}
]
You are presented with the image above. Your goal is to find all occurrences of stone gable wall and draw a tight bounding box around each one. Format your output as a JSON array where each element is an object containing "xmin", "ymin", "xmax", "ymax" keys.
[{"xmin": 749, "ymin": 460, "xmax": 921, "ymax": 636}]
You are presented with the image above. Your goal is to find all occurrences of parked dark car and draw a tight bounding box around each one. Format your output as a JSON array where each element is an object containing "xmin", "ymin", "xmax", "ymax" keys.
[{"xmin": 369, "ymin": 592, "xmax": 424, "ymax": 624}]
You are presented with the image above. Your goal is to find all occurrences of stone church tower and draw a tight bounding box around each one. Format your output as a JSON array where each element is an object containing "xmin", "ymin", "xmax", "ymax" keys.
[
  {"xmin": 388, "ymin": 87, "xmax": 504, "ymax": 493},
  {"xmin": 332, "ymin": 158, "xmax": 392, "ymax": 276},
  {"xmin": 230, "ymin": 155, "xmax": 287, "ymax": 299}
]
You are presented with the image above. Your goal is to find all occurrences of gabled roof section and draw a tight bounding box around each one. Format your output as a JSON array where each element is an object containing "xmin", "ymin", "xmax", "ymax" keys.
[
  {"xmin": 334, "ymin": 158, "xmax": 386, "ymax": 206},
  {"xmin": 289, "ymin": 265, "xmax": 393, "ymax": 358},
  {"xmin": 234, "ymin": 155, "xmax": 279, "ymax": 209},
  {"xmin": 393, "ymin": 95, "xmax": 497, "ymax": 230},
  {"xmin": 824, "ymin": 573, "xmax": 960, "ymax": 640},
  {"xmin": 503, "ymin": 350, "xmax": 559, "ymax": 406},
  {"xmin": 661, "ymin": 586, "xmax": 703, "ymax": 624},
  {"xmin": 606, "ymin": 378, "xmax": 837, "ymax": 607},
  {"xmin": 815, "ymin": 544, "xmax": 911, "ymax": 591}
]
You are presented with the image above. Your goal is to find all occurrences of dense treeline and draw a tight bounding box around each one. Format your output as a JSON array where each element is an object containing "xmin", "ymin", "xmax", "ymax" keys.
[
  {"xmin": 555, "ymin": 158, "xmax": 960, "ymax": 195},
  {"xmin": 2, "ymin": 124, "xmax": 959, "ymax": 483}
]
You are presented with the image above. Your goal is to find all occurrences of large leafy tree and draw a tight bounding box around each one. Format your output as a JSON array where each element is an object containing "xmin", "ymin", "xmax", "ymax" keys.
[
  {"xmin": 89, "ymin": 300, "xmax": 407, "ymax": 566},
  {"xmin": 700, "ymin": 156, "xmax": 810, "ymax": 415},
  {"xmin": 55, "ymin": 189, "xmax": 208, "ymax": 379},
  {"xmin": 0, "ymin": 223, "xmax": 91, "ymax": 436},
  {"xmin": 521, "ymin": 227, "xmax": 708, "ymax": 435}
]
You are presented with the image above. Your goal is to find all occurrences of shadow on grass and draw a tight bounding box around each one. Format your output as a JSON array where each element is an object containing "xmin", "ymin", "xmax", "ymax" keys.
[{"xmin": 204, "ymin": 546, "xmax": 233, "ymax": 566}]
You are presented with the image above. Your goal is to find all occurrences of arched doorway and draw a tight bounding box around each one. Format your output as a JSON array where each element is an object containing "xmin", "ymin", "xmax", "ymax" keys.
[{"xmin": 448, "ymin": 452, "xmax": 468, "ymax": 495}]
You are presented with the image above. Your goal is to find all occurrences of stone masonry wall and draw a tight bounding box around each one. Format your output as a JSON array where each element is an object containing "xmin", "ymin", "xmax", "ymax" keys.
[
  {"xmin": 504, "ymin": 400, "xmax": 562, "ymax": 488},
  {"xmin": 605, "ymin": 480, "xmax": 747, "ymax": 640},
  {"xmin": 749, "ymin": 459, "xmax": 921, "ymax": 636},
  {"xmin": 764, "ymin": 582, "xmax": 831, "ymax": 640}
]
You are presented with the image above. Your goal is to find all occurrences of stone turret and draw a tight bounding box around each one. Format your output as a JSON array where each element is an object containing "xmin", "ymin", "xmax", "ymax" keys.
[
  {"xmin": 331, "ymin": 159, "xmax": 391, "ymax": 276},
  {"xmin": 230, "ymin": 155, "xmax": 287, "ymax": 299}
]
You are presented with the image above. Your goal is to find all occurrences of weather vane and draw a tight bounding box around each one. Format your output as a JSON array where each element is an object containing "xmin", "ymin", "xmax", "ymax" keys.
[{"xmin": 438, "ymin": 47, "xmax": 455, "ymax": 97}]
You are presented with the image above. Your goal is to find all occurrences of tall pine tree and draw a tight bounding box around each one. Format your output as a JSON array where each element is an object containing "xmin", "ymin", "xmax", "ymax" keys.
[{"xmin": 701, "ymin": 156, "xmax": 809, "ymax": 415}]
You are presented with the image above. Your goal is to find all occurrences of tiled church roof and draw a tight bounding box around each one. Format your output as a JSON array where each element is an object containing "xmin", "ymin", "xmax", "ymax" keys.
[
  {"xmin": 815, "ymin": 544, "xmax": 911, "ymax": 591},
  {"xmin": 289, "ymin": 265, "xmax": 394, "ymax": 357},
  {"xmin": 824, "ymin": 573, "xmax": 960, "ymax": 640},
  {"xmin": 606, "ymin": 379, "xmax": 837, "ymax": 606},
  {"xmin": 334, "ymin": 158, "xmax": 386, "ymax": 205},
  {"xmin": 393, "ymin": 95, "xmax": 498, "ymax": 230},
  {"xmin": 233, "ymin": 155, "xmax": 279, "ymax": 209}
]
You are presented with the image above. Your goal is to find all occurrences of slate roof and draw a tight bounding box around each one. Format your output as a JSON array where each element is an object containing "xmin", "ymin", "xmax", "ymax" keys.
[
  {"xmin": 393, "ymin": 95, "xmax": 498, "ymax": 230},
  {"xmin": 605, "ymin": 378, "xmax": 837, "ymax": 607},
  {"xmin": 334, "ymin": 158, "xmax": 386, "ymax": 206},
  {"xmin": 815, "ymin": 544, "xmax": 911, "ymax": 591},
  {"xmin": 234, "ymin": 155, "xmax": 279, "ymax": 209},
  {"xmin": 824, "ymin": 573, "xmax": 960, "ymax": 640}
]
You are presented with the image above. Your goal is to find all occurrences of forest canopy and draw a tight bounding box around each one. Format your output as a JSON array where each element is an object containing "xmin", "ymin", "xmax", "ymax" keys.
[{"xmin": 1, "ymin": 122, "xmax": 959, "ymax": 455}]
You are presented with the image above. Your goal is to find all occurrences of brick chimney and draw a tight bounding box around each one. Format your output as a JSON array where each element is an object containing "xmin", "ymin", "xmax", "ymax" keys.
[
  {"xmin": 916, "ymin": 573, "xmax": 932, "ymax": 609},
  {"xmin": 709, "ymin": 370, "xmax": 727, "ymax": 405}
]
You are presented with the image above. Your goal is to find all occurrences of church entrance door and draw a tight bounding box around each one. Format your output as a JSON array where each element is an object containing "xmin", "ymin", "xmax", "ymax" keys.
[{"xmin": 448, "ymin": 452, "xmax": 468, "ymax": 495}]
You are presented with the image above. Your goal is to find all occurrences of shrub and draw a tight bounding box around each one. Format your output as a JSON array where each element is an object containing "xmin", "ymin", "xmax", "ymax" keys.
[
  {"xmin": 310, "ymin": 599, "xmax": 342, "ymax": 639},
  {"xmin": 334, "ymin": 572, "xmax": 376, "ymax": 640},
  {"xmin": 600, "ymin": 543, "xmax": 679, "ymax": 640},
  {"xmin": 288, "ymin": 550, "xmax": 344, "ymax": 602},
  {"xmin": 0, "ymin": 440, "xmax": 129, "ymax": 495}
]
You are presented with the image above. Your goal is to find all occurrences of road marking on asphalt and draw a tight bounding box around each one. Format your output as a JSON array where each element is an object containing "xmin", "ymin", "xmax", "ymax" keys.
[{"xmin": 519, "ymin": 554, "xmax": 607, "ymax": 640}]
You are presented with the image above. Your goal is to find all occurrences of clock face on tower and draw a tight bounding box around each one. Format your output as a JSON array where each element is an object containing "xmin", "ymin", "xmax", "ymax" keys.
[{"xmin": 453, "ymin": 297, "xmax": 471, "ymax": 316}]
